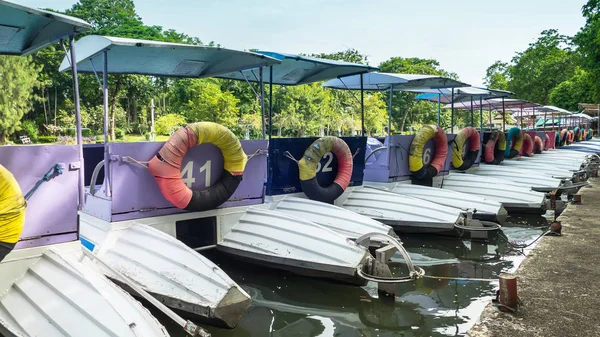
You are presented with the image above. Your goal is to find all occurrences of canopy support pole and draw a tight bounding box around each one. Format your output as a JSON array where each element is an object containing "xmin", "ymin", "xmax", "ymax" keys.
[
  {"xmin": 479, "ymin": 96, "xmax": 483, "ymax": 133},
  {"xmin": 502, "ymin": 97, "xmax": 506, "ymax": 132},
  {"xmin": 360, "ymin": 73, "xmax": 364, "ymax": 136},
  {"xmin": 437, "ymin": 93, "xmax": 441, "ymax": 126},
  {"xmin": 388, "ymin": 85, "xmax": 393, "ymax": 136},
  {"xmin": 520, "ymin": 104, "xmax": 523, "ymax": 129},
  {"xmin": 260, "ymin": 67, "xmax": 265, "ymax": 139},
  {"xmin": 470, "ymin": 95, "xmax": 474, "ymax": 127},
  {"xmin": 451, "ymin": 88, "xmax": 455, "ymax": 133},
  {"xmin": 102, "ymin": 50, "xmax": 111, "ymax": 197},
  {"xmin": 69, "ymin": 36, "xmax": 85, "ymax": 210},
  {"xmin": 268, "ymin": 66, "xmax": 273, "ymax": 141}
]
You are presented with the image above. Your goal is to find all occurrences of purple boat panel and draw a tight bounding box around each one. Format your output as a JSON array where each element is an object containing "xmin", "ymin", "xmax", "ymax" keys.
[
  {"xmin": 90, "ymin": 140, "xmax": 267, "ymax": 221},
  {"xmin": 0, "ymin": 145, "xmax": 79, "ymax": 248},
  {"xmin": 363, "ymin": 134, "xmax": 451, "ymax": 183}
]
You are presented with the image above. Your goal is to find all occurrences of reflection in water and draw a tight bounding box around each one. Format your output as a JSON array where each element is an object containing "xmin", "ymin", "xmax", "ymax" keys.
[{"xmin": 159, "ymin": 215, "xmax": 545, "ymax": 337}]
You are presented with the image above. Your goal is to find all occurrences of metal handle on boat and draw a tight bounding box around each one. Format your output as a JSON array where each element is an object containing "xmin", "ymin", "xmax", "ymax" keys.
[
  {"xmin": 355, "ymin": 232, "xmax": 425, "ymax": 284},
  {"xmin": 89, "ymin": 160, "xmax": 104, "ymax": 196},
  {"xmin": 364, "ymin": 146, "xmax": 388, "ymax": 163},
  {"xmin": 81, "ymin": 249, "xmax": 211, "ymax": 337}
]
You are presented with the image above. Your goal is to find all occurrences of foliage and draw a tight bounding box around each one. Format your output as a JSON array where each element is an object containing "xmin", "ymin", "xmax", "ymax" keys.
[
  {"xmin": 155, "ymin": 113, "xmax": 186, "ymax": 135},
  {"xmin": 18, "ymin": 120, "xmax": 39, "ymax": 142},
  {"xmin": 506, "ymin": 29, "xmax": 576, "ymax": 104},
  {"xmin": 183, "ymin": 80, "xmax": 240, "ymax": 127},
  {"xmin": 549, "ymin": 68, "xmax": 596, "ymax": 111},
  {"xmin": 37, "ymin": 135, "xmax": 58, "ymax": 143},
  {"xmin": 483, "ymin": 61, "xmax": 509, "ymax": 90},
  {"xmin": 0, "ymin": 56, "xmax": 40, "ymax": 143}
]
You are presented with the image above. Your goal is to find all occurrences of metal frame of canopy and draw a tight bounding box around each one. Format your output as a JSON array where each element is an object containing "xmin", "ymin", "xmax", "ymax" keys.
[
  {"xmin": 414, "ymin": 87, "xmax": 513, "ymax": 133},
  {"xmin": 530, "ymin": 106, "xmax": 572, "ymax": 132},
  {"xmin": 0, "ymin": 0, "xmax": 91, "ymax": 209},
  {"xmin": 321, "ymin": 72, "xmax": 470, "ymax": 135},
  {"xmin": 443, "ymin": 98, "xmax": 537, "ymax": 132},
  {"xmin": 59, "ymin": 35, "xmax": 282, "ymax": 197},
  {"xmin": 215, "ymin": 51, "xmax": 379, "ymax": 139}
]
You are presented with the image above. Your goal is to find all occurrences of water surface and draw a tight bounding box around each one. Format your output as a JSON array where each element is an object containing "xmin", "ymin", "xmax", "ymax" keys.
[{"xmin": 160, "ymin": 215, "xmax": 547, "ymax": 337}]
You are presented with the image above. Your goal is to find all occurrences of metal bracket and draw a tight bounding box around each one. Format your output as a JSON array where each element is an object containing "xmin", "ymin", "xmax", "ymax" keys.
[{"xmin": 68, "ymin": 162, "xmax": 80, "ymax": 170}]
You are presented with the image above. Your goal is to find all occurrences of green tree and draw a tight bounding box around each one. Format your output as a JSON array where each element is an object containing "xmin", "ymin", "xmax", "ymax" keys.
[
  {"xmin": 155, "ymin": 113, "xmax": 186, "ymax": 135},
  {"xmin": 483, "ymin": 61, "xmax": 509, "ymax": 90},
  {"xmin": 549, "ymin": 68, "xmax": 596, "ymax": 111},
  {"xmin": 507, "ymin": 29, "xmax": 576, "ymax": 104},
  {"xmin": 184, "ymin": 80, "xmax": 240, "ymax": 127},
  {"xmin": 574, "ymin": 0, "xmax": 600, "ymax": 101},
  {"xmin": 0, "ymin": 56, "xmax": 39, "ymax": 143}
]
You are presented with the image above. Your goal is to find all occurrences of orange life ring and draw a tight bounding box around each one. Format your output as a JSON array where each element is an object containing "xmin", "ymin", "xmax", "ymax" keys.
[
  {"xmin": 147, "ymin": 122, "xmax": 247, "ymax": 211},
  {"xmin": 483, "ymin": 131, "xmax": 506, "ymax": 165},
  {"xmin": 520, "ymin": 134, "xmax": 534, "ymax": 157}
]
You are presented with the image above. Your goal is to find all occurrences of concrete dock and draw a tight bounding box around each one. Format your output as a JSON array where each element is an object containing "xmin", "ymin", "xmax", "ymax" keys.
[{"xmin": 468, "ymin": 176, "xmax": 600, "ymax": 337}]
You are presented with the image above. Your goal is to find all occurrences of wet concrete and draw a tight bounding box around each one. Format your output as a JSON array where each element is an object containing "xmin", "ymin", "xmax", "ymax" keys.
[{"xmin": 468, "ymin": 177, "xmax": 600, "ymax": 337}]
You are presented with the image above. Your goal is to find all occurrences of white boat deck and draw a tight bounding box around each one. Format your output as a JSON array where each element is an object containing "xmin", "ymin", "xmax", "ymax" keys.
[
  {"xmin": 260, "ymin": 196, "xmax": 395, "ymax": 243},
  {"xmin": 467, "ymin": 165, "xmax": 562, "ymax": 189},
  {"xmin": 79, "ymin": 212, "xmax": 250, "ymax": 328},
  {"xmin": 0, "ymin": 242, "xmax": 170, "ymax": 337},
  {"xmin": 334, "ymin": 186, "xmax": 464, "ymax": 233},
  {"xmin": 436, "ymin": 173, "xmax": 546, "ymax": 214},
  {"xmin": 363, "ymin": 182, "xmax": 507, "ymax": 224},
  {"xmin": 218, "ymin": 207, "xmax": 371, "ymax": 285},
  {"xmin": 496, "ymin": 161, "xmax": 575, "ymax": 177}
]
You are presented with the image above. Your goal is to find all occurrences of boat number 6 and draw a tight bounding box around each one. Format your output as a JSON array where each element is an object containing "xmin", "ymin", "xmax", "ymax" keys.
[
  {"xmin": 181, "ymin": 160, "xmax": 212, "ymax": 188},
  {"xmin": 316, "ymin": 152, "xmax": 334, "ymax": 173},
  {"xmin": 423, "ymin": 148, "xmax": 432, "ymax": 165}
]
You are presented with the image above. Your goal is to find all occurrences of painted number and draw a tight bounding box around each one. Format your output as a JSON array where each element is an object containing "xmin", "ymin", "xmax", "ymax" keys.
[
  {"xmin": 180, "ymin": 160, "xmax": 212, "ymax": 188},
  {"xmin": 423, "ymin": 148, "xmax": 432, "ymax": 165},
  {"xmin": 199, "ymin": 161, "xmax": 211, "ymax": 187},
  {"xmin": 316, "ymin": 152, "xmax": 334, "ymax": 173}
]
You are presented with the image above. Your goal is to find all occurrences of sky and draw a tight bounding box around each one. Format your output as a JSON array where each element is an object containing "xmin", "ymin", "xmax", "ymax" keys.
[{"xmin": 21, "ymin": 0, "xmax": 587, "ymax": 87}]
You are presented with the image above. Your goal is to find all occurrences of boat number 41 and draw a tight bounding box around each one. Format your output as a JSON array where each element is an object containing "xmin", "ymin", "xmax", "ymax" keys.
[{"xmin": 180, "ymin": 161, "xmax": 212, "ymax": 188}]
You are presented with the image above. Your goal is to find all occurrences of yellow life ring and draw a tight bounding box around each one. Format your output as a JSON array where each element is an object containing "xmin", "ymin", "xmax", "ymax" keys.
[
  {"xmin": 409, "ymin": 125, "xmax": 448, "ymax": 179},
  {"xmin": 0, "ymin": 164, "xmax": 26, "ymax": 246}
]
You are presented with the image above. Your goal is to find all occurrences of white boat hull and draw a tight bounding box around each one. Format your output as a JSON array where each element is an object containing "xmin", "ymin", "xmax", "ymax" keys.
[
  {"xmin": 218, "ymin": 208, "xmax": 371, "ymax": 286},
  {"xmin": 79, "ymin": 212, "xmax": 250, "ymax": 328},
  {"xmin": 335, "ymin": 186, "xmax": 464, "ymax": 234},
  {"xmin": 363, "ymin": 182, "xmax": 507, "ymax": 224},
  {"xmin": 435, "ymin": 173, "xmax": 547, "ymax": 214},
  {"xmin": 0, "ymin": 242, "xmax": 170, "ymax": 337}
]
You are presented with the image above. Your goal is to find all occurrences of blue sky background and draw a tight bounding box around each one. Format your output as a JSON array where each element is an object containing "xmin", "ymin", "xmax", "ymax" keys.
[{"xmin": 22, "ymin": 0, "xmax": 587, "ymax": 87}]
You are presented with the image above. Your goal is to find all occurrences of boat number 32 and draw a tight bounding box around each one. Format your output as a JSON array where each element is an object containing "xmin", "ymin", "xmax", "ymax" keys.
[
  {"xmin": 180, "ymin": 160, "xmax": 212, "ymax": 188},
  {"xmin": 316, "ymin": 152, "xmax": 334, "ymax": 173}
]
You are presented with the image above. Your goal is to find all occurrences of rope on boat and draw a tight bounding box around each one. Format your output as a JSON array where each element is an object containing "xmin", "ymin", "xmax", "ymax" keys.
[{"xmin": 454, "ymin": 222, "xmax": 502, "ymax": 232}]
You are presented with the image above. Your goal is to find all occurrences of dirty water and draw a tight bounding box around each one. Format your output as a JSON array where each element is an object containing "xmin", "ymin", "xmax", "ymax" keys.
[{"xmin": 158, "ymin": 215, "xmax": 548, "ymax": 337}]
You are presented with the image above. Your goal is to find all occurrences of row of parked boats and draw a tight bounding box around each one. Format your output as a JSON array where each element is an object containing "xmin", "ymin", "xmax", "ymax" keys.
[{"xmin": 1, "ymin": 1, "xmax": 599, "ymax": 336}]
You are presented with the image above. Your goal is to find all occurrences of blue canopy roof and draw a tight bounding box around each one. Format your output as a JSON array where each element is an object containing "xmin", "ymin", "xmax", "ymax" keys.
[
  {"xmin": 58, "ymin": 35, "xmax": 281, "ymax": 78},
  {"xmin": 321, "ymin": 72, "xmax": 468, "ymax": 91},
  {"xmin": 215, "ymin": 51, "xmax": 379, "ymax": 85},
  {"xmin": 414, "ymin": 87, "xmax": 513, "ymax": 104},
  {"xmin": 0, "ymin": 0, "xmax": 90, "ymax": 56}
]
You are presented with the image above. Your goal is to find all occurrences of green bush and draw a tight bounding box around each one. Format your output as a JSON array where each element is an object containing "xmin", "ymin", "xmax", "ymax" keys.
[
  {"xmin": 155, "ymin": 114, "xmax": 186, "ymax": 135},
  {"xmin": 37, "ymin": 135, "xmax": 58, "ymax": 143},
  {"xmin": 144, "ymin": 132, "xmax": 151, "ymax": 141},
  {"xmin": 115, "ymin": 128, "xmax": 125, "ymax": 139},
  {"xmin": 19, "ymin": 120, "xmax": 39, "ymax": 142}
]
